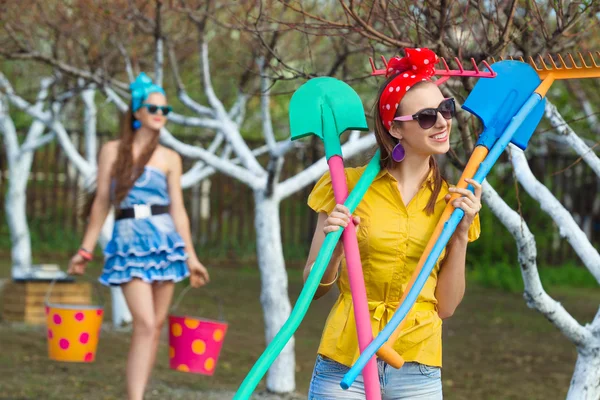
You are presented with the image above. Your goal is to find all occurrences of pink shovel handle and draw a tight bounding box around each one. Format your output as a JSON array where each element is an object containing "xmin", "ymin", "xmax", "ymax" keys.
[{"xmin": 328, "ymin": 155, "xmax": 381, "ymax": 400}]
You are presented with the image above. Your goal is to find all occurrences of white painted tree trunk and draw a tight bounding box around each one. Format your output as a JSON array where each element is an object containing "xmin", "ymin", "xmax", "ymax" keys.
[
  {"xmin": 567, "ymin": 350, "xmax": 600, "ymax": 400},
  {"xmin": 253, "ymin": 190, "xmax": 295, "ymax": 393},
  {"xmin": 1, "ymin": 81, "xmax": 53, "ymax": 280},
  {"xmin": 482, "ymin": 179, "xmax": 600, "ymax": 400},
  {"xmin": 4, "ymin": 120, "xmax": 38, "ymax": 279},
  {"xmin": 508, "ymin": 145, "xmax": 600, "ymax": 283},
  {"xmin": 6, "ymin": 171, "xmax": 32, "ymax": 279},
  {"xmin": 109, "ymin": 287, "xmax": 132, "ymax": 327}
]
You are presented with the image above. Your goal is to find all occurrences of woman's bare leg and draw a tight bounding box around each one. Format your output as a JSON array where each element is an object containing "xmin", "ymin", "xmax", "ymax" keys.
[{"xmin": 122, "ymin": 279, "xmax": 156, "ymax": 400}]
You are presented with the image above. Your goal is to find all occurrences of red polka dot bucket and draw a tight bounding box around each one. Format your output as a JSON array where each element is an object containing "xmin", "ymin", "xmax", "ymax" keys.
[
  {"xmin": 44, "ymin": 279, "xmax": 104, "ymax": 363},
  {"xmin": 168, "ymin": 286, "xmax": 228, "ymax": 376}
]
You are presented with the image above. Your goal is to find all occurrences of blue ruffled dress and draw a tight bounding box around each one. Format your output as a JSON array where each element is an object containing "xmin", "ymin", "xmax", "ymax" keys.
[{"xmin": 99, "ymin": 166, "xmax": 190, "ymax": 286}]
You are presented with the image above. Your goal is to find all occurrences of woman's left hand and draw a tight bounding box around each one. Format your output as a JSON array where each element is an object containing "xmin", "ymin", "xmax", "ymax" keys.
[
  {"xmin": 188, "ymin": 257, "xmax": 210, "ymax": 288},
  {"xmin": 445, "ymin": 178, "xmax": 483, "ymax": 236}
]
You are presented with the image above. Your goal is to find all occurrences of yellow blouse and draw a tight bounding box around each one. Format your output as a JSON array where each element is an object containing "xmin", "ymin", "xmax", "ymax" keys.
[{"xmin": 307, "ymin": 165, "xmax": 480, "ymax": 367}]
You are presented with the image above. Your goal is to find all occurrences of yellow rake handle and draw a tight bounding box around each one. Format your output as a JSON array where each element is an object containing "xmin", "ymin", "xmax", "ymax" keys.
[
  {"xmin": 376, "ymin": 146, "xmax": 489, "ymax": 368},
  {"xmin": 379, "ymin": 51, "xmax": 600, "ymax": 368}
]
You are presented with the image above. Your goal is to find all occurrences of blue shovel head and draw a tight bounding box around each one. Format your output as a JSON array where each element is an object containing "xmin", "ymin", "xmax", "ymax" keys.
[{"xmin": 463, "ymin": 60, "xmax": 546, "ymax": 151}]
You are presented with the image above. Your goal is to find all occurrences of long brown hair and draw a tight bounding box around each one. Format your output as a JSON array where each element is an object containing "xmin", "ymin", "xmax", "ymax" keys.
[
  {"xmin": 373, "ymin": 77, "xmax": 446, "ymax": 215},
  {"xmin": 111, "ymin": 110, "xmax": 159, "ymax": 208},
  {"xmin": 80, "ymin": 110, "xmax": 159, "ymax": 218}
]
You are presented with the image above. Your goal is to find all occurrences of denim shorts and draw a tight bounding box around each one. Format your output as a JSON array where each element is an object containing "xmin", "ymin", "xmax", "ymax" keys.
[{"xmin": 308, "ymin": 354, "xmax": 443, "ymax": 400}]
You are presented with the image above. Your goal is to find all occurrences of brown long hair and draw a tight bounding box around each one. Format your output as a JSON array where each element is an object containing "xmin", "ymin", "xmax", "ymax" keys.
[
  {"xmin": 80, "ymin": 110, "xmax": 159, "ymax": 218},
  {"xmin": 111, "ymin": 110, "xmax": 159, "ymax": 208},
  {"xmin": 373, "ymin": 77, "xmax": 446, "ymax": 215}
]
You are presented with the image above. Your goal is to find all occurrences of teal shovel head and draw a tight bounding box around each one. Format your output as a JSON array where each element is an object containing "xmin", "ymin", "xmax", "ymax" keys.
[{"xmin": 289, "ymin": 77, "xmax": 368, "ymax": 146}]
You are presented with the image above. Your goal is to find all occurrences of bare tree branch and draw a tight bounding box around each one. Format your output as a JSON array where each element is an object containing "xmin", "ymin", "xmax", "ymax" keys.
[
  {"xmin": 19, "ymin": 132, "xmax": 56, "ymax": 154},
  {"xmin": 257, "ymin": 57, "xmax": 277, "ymax": 153},
  {"xmin": 180, "ymin": 132, "xmax": 226, "ymax": 188},
  {"xmin": 0, "ymin": 74, "xmax": 92, "ymax": 175},
  {"xmin": 228, "ymin": 92, "xmax": 248, "ymax": 126},
  {"xmin": 198, "ymin": 40, "xmax": 265, "ymax": 175},
  {"xmin": 199, "ymin": 40, "xmax": 224, "ymax": 113},
  {"xmin": 154, "ymin": 0, "xmax": 164, "ymax": 86},
  {"xmin": 166, "ymin": 112, "xmax": 222, "ymax": 130},
  {"xmin": 545, "ymin": 101, "xmax": 600, "ymax": 177},
  {"xmin": 565, "ymin": 80, "xmax": 600, "ymax": 137},
  {"xmin": 115, "ymin": 41, "xmax": 136, "ymax": 82},
  {"xmin": 0, "ymin": 50, "xmax": 129, "ymax": 92},
  {"xmin": 80, "ymin": 83, "xmax": 98, "ymax": 167},
  {"xmin": 509, "ymin": 145, "xmax": 600, "ymax": 284},
  {"xmin": 591, "ymin": 308, "xmax": 600, "ymax": 335},
  {"xmin": 276, "ymin": 133, "xmax": 376, "ymax": 200},
  {"xmin": 181, "ymin": 140, "xmax": 275, "ymax": 189},
  {"xmin": 159, "ymin": 128, "xmax": 266, "ymax": 190},
  {"xmin": 481, "ymin": 180, "xmax": 594, "ymax": 348},
  {"xmin": 168, "ymin": 41, "xmax": 215, "ymax": 117},
  {"xmin": 0, "ymin": 96, "xmax": 20, "ymax": 161}
]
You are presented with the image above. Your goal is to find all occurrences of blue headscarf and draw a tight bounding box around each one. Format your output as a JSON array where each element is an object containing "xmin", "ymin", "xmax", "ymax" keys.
[{"xmin": 130, "ymin": 72, "xmax": 166, "ymax": 113}]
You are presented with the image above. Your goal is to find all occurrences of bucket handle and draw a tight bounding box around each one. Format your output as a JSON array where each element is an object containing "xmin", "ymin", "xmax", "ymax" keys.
[
  {"xmin": 170, "ymin": 284, "xmax": 225, "ymax": 322},
  {"xmin": 44, "ymin": 276, "xmax": 105, "ymax": 307}
]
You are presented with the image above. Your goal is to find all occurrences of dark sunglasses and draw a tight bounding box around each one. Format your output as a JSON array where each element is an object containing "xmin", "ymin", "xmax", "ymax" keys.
[
  {"xmin": 394, "ymin": 98, "xmax": 455, "ymax": 129},
  {"xmin": 141, "ymin": 103, "xmax": 173, "ymax": 116}
]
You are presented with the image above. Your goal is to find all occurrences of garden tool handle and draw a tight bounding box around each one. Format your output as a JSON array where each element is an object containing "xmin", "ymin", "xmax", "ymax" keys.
[
  {"xmin": 375, "ymin": 146, "xmax": 487, "ymax": 365},
  {"xmin": 233, "ymin": 151, "xmax": 381, "ymax": 400},
  {"xmin": 534, "ymin": 74, "xmax": 555, "ymax": 98},
  {"xmin": 328, "ymin": 155, "xmax": 381, "ymax": 400},
  {"xmin": 372, "ymin": 98, "xmax": 539, "ymax": 369},
  {"xmin": 377, "ymin": 343, "xmax": 405, "ymax": 369}
]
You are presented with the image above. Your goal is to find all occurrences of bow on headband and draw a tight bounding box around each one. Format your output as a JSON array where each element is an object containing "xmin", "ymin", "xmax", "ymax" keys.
[
  {"xmin": 130, "ymin": 72, "xmax": 166, "ymax": 113},
  {"xmin": 378, "ymin": 48, "xmax": 439, "ymax": 129}
]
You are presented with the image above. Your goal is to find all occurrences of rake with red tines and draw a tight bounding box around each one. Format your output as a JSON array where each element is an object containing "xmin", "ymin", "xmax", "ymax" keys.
[
  {"xmin": 369, "ymin": 55, "xmax": 497, "ymax": 84},
  {"xmin": 343, "ymin": 52, "xmax": 600, "ymax": 389}
]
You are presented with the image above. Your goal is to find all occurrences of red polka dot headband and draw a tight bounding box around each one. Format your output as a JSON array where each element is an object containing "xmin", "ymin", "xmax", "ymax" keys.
[{"xmin": 378, "ymin": 48, "xmax": 440, "ymax": 130}]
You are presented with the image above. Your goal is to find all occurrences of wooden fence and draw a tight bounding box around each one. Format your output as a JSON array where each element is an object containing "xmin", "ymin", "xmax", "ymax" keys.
[{"xmin": 1, "ymin": 132, "xmax": 599, "ymax": 265}]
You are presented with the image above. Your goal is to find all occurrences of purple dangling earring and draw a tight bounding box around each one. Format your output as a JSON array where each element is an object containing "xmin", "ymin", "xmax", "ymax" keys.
[
  {"xmin": 392, "ymin": 141, "xmax": 405, "ymax": 162},
  {"xmin": 132, "ymin": 119, "xmax": 142, "ymax": 130}
]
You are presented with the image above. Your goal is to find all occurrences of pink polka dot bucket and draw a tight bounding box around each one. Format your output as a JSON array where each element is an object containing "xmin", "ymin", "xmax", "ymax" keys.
[
  {"xmin": 168, "ymin": 286, "xmax": 228, "ymax": 376},
  {"xmin": 45, "ymin": 279, "xmax": 104, "ymax": 363}
]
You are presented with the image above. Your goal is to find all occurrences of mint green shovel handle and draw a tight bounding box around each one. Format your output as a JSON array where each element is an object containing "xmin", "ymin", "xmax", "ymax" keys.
[{"xmin": 233, "ymin": 150, "xmax": 381, "ymax": 400}]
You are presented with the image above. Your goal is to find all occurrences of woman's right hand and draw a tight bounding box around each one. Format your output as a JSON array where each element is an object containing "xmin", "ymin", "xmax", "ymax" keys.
[
  {"xmin": 324, "ymin": 204, "xmax": 361, "ymax": 252},
  {"xmin": 67, "ymin": 253, "xmax": 88, "ymax": 275}
]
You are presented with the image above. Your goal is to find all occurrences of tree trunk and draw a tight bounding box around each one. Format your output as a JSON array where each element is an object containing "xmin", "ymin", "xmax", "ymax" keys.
[
  {"xmin": 566, "ymin": 348, "xmax": 600, "ymax": 400},
  {"xmin": 483, "ymin": 180, "xmax": 600, "ymax": 399},
  {"xmin": 191, "ymin": 179, "xmax": 200, "ymax": 239},
  {"xmin": 2, "ymin": 114, "xmax": 44, "ymax": 280},
  {"xmin": 6, "ymin": 168, "xmax": 32, "ymax": 279},
  {"xmin": 200, "ymin": 179, "xmax": 211, "ymax": 246},
  {"xmin": 253, "ymin": 189, "xmax": 295, "ymax": 393}
]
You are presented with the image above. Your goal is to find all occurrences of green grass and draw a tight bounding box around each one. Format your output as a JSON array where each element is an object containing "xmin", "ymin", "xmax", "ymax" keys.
[
  {"xmin": 0, "ymin": 258, "xmax": 598, "ymax": 399},
  {"xmin": 468, "ymin": 261, "xmax": 599, "ymax": 293}
]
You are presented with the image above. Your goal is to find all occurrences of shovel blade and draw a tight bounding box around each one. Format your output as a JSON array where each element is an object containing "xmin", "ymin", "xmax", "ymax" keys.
[
  {"xmin": 510, "ymin": 96, "xmax": 546, "ymax": 150},
  {"xmin": 289, "ymin": 77, "xmax": 368, "ymax": 143},
  {"xmin": 463, "ymin": 60, "xmax": 543, "ymax": 150}
]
